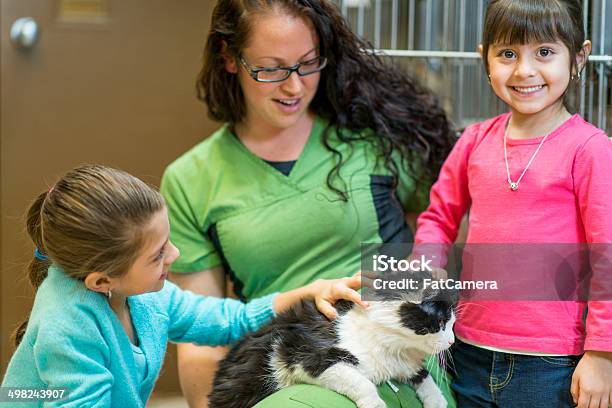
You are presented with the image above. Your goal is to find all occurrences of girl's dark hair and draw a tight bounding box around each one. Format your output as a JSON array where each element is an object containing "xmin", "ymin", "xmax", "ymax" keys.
[
  {"xmin": 197, "ymin": 0, "xmax": 455, "ymax": 200},
  {"xmin": 482, "ymin": 0, "xmax": 586, "ymax": 78},
  {"xmin": 13, "ymin": 165, "xmax": 165, "ymax": 346}
]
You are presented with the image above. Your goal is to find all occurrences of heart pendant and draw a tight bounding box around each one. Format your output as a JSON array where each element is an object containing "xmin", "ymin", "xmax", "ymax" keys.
[{"xmin": 510, "ymin": 182, "xmax": 518, "ymax": 191}]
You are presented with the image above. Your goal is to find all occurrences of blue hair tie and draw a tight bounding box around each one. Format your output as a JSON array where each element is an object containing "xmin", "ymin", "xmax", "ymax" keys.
[{"xmin": 34, "ymin": 247, "xmax": 49, "ymax": 261}]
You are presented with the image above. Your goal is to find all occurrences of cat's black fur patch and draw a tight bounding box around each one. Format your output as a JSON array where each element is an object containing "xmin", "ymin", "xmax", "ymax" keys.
[
  {"xmin": 410, "ymin": 368, "xmax": 429, "ymax": 385},
  {"xmin": 399, "ymin": 290, "xmax": 456, "ymax": 335},
  {"xmin": 208, "ymin": 300, "xmax": 358, "ymax": 408},
  {"xmin": 302, "ymin": 346, "xmax": 359, "ymax": 377},
  {"xmin": 333, "ymin": 299, "xmax": 356, "ymax": 315}
]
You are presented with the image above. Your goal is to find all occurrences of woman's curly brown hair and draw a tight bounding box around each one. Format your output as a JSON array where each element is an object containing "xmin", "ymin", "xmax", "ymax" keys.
[{"xmin": 197, "ymin": 0, "xmax": 456, "ymax": 201}]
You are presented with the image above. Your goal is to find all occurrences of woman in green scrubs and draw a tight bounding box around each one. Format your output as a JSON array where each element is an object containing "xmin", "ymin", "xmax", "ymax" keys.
[{"xmin": 161, "ymin": 0, "xmax": 456, "ymax": 406}]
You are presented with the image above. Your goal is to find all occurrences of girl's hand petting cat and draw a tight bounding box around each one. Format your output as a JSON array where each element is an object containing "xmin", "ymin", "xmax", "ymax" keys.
[
  {"xmin": 310, "ymin": 273, "xmax": 369, "ymax": 319},
  {"xmin": 571, "ymin": 350, "xmax": 612, "ymax": 408},
  {"xmin": 272, "ymin": 273, "xmax": 368, "ymax": 319}
]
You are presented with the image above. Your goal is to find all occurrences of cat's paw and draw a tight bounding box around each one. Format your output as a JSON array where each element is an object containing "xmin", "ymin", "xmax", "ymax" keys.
[
  {"xmin": 355, "ymin": 396, "xmax": 387, "ymax": 408},
  {"xmin": 420, "ymin": 392, "xmax": 447, "ymax": 408}
]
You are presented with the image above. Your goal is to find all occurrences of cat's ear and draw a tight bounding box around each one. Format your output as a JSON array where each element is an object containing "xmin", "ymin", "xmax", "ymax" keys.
[
  {"xmin": 422, "ymin": 287, "xmax": 442, "ymax": 302},
  {"xmin": 399, "ymin": 292, "xmax": 423, "ymax": 304}
]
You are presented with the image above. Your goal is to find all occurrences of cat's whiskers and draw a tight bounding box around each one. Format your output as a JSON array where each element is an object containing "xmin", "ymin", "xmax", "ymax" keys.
[
  {"xmin": 435, "ymin": 350, "xmax": 443, "ymax": 387},
  {"xmin": 439, "ymin": 349, "xmax": 454, "ymax": 389},
  {"xmin": 439, "ymin": 348, "xmax": 446, "ymax": 370},
  {"xmin": 455, "ymin": 302, "xmax": 491, "ymax": 313},
  {"xmin": 426, "ymin": 350, "xmax": 437, "ymax": 375},
  {"xmin": 433, "ymin": 348, "xmax": 442, "ymax": 388},
  {"xmin": 454, "ymin": 303, "xmax": 486, "ymax": 319},
  {"xmin": 444, "ymin": 348, "xmax": 456, "ymax": 373}
]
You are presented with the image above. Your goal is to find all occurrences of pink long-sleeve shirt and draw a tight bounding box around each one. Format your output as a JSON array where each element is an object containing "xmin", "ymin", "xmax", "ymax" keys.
[{"xmin": 415, "ymin": 112, "xmax": 612, "ymax": 354}]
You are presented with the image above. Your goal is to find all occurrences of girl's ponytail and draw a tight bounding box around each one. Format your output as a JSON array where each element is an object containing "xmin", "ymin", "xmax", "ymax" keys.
[
  {"xmin": 12, "ymin": 165, "xmax": 165, "ymax": 347},
  {"xmin": 13, "ymin": 191, "xmax": 52, "ymax": 346}
]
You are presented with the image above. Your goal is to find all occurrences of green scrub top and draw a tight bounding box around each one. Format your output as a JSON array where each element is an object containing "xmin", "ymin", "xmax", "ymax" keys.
[{"xmin": 161, "ymin": 116, "xmax": 423, "ymax": 298}]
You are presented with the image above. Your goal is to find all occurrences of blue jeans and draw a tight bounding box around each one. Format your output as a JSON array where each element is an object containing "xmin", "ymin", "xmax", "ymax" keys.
[{"xmin": 451, "ymin": 339, "xmax": 580, "ymax": 408}]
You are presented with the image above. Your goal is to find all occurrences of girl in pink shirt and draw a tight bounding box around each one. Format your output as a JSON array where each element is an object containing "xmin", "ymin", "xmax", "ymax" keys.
[{"xmin": 415, "ymin": 0, "xmax": 612, "ymax": 407}]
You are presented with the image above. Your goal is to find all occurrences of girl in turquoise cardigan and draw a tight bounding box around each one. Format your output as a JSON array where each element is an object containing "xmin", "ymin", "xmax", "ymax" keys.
[{"xmin": 1, "ymin": 165, "xmax": 365, "ymax": 407}]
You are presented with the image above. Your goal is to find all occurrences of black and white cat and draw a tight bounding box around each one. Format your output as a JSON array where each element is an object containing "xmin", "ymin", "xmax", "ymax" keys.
[{"xmin": 209, "ymin": 289, "xmax": 456, "ymax": 408}]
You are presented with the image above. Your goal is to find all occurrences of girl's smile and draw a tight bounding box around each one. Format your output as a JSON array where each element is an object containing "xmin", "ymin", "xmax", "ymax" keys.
[
  {"xmin": 485, "ymin": 41, "xmax": 572, "ymax": 121},
  {"xmin": 509, "ymin": 84, "xmax": 545, "ymax": 96}
]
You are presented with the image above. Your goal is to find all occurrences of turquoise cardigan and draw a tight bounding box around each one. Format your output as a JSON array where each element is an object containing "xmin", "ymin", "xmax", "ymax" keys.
[{"xmin": 1, "ymin": 265, "xmax": 276, "ymax": 407}]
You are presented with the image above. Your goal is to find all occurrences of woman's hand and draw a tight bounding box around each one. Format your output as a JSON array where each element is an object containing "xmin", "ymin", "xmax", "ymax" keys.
[
  {"xmin": 571, "ymin": 350, "xmax": 612, "ymax": 408},
  {"xmin": 309, "ymin": 273, "xmax": 368, "ymax": 319},
  {"xmin": 272, "ymin": 272, "xmax": 367, "ymax": 318}
]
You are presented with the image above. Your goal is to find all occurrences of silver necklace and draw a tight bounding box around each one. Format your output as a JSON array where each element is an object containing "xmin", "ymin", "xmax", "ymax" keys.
[{"xmin": 503, "ymin": 125, "xmax": 551, "ymax": 191}]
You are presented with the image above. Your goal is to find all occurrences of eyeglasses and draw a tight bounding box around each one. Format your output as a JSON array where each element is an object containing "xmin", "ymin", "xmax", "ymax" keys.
[{"xmin": 239, "ymin": 55, "xmax": 327, "ymax": 83}]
